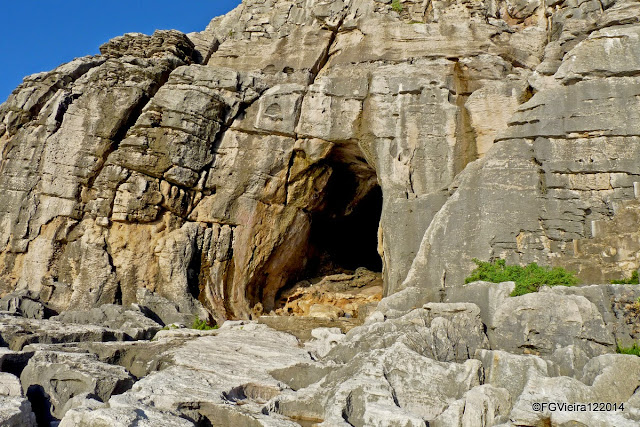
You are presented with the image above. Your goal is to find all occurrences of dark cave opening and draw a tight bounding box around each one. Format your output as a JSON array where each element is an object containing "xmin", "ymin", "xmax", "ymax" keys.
[
  {"xmin": 257, "ymin": 144, "xmax": 384, "ymax": 315},
  {"xmin": 307, "ymin": 180, "xmax": 382, "ymax": 275},
  {"xmin": 303, "ymin": 151, "xmax": 383, "ymax": 279}
]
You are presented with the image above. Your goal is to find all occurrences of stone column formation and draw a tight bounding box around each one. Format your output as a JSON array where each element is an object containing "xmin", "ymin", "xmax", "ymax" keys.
[{"xmin": 0, "ymin": 0, "xmax": 638, "ymax": 322}]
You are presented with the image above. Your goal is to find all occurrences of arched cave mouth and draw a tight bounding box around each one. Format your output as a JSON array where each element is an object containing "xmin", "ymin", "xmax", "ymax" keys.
[
  {"xmin": 306, "ymin": 167, "xmax": 383, "ymax": 276},
  {"xmin": 271, "ymin": 144, "xmax": 383, "ymax": 311}
]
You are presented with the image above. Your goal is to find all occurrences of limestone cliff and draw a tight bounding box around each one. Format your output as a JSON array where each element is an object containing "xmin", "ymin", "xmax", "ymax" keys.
[{"xmin": 0, "ymin": 0, "xmax": 639, "ymax": 322}]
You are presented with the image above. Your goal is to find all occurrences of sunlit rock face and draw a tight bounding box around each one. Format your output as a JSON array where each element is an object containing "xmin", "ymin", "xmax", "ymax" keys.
[{"xmin": 1, "ymin": 0, "xmax": 639, "ymax": 322}]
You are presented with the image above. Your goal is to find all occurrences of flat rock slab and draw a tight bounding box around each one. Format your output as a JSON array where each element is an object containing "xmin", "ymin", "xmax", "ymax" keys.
[
  {"xmin": 0, "ymin": 314, "xmax": 127, "ymax": 351},
  {"xmin": 60, "ymin": 322, "xmax": 312, "ymax": 426},
  {"xmin": 258, "ymin": 315, "xmax": 362, "ymax": 341},
  {"xmin": 51, "ymin": 304, "xmax": 163, "ymax": 340}
]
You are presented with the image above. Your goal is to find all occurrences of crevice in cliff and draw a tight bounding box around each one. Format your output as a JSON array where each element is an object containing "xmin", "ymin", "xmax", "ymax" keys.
[
  {"xmin": 85, "ymin": 69, "xmax": 173, "ymax": 190},
  {"xmin": 308, "ymin": 16, "xmax": 344, "ymax": 86}
]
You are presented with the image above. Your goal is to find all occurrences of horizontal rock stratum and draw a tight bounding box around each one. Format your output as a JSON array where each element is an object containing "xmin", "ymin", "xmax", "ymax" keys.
[{"xmin": 1, "ymin": 0, "xmax": 640, "ymax": 326}]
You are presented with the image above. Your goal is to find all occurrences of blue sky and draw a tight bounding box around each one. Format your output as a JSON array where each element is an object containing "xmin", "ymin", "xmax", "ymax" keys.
[{"xmin": 0, "ymin": 1, "xmax": 242, "ymax": 103}]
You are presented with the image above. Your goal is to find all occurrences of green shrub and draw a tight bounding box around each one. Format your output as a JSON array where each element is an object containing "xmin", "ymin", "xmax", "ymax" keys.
[
  {"xmin": 610, "ymin": 270, "xmax": 639, "ymax": 285},
  {"xmin": 465, "ymin": 258, "xmax": 579, "ymax": 297},
  {"xmin": 191, "ymin": 316, "xmax": 218, "ymax": 330},
  {"xmin": 391, "ymin": 0, "xmax": 403, "ymax": 13},
  {"xmin": 616, "ymin": 342, "xmax": 640, "ymax": 356}
]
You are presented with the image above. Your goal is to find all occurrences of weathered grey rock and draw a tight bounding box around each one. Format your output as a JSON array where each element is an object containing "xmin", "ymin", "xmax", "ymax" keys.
[
  {"xmin": 99, "ymin": 30, "xmax": 196, "ymax": 62},
  {"xmin": 21, "ymin": 337, "xmax": 187, "ymax": 379},
  {"xmin": 59, "ymin": 406, "xmax": 194, "ymax": 427},
  {"xmin": 0, "ymin": 373, "xmax": 22, "ymax": 397},
  {"xmin": 543, "ymin": 284, "xmax": 640, "ymax": 347},
  {"xmin": 0, "ymin": 396, "xmax": 37, "ymax": 427},
  {"xmin": 305, "ymin": 327, "xmax": 346, "ymax": 358},
  {"xmin": 475, "ymin": 349, "xmax": 553, "ymax": 406},
  {"xmin": 51, "ymin": 304, "xmax": 163, "ymax": 340},
  {"xmin": 580, "ymin": 354, "xmax": 640, "ymax": 403},
  {"xmin": 445, "ymin": 281, "xmax": 515, "ymax": 329},
  {"xmin": 134, "ymin": 287, "xmax": 200, "ymax": 326},
  {"xmin": 371, "ymin": 286, "xmax": 426, "ymax": 319},
  {"xmin": 0, "ymin": 314, "xmax": 127, "ymax": 351},
  {"xmin": 430, "ymin": 384, "xmax": 511, "ymax": 427},
  {"xmin": 60, "ymin": 392, "xmax": 105, "ymax": 416},
  {"xmin": 275, "ymin": 342, "xmax": 483, "ymax": 426},
  {"xmin": 20, "ymin": 351, "xmax": 134, "ymax": 420},
  {"xmin": 269, "ymin": 362, "xmax": 336, "ymax": 392},
  {"xmin": 70, "ymin": 323, "xmax": 311, "ymax": 426},
  {"xmin": 489, "ymin": 291, "xmax": 615, "ymax": 357},
  {"xmin": 0, "ymin": 347, "xmax": 33, "ymax": 377},
  {"xmin": 327, "ymin": 303, "xmax": 489, "ymax": 364},
  {"xmin": 0, "ymin": 291, "xmax": 50, "ymax": 319},
  {"xmin": 401, "ymin": 2, "xmax": 640, "ymax": 296},
  {"xmin": 510, "ymin": 370, "xmax": 639, "ymax": 426},
  {"xmin": 547, "ymin": 345, "xmax": 591, "ymax": 378}
]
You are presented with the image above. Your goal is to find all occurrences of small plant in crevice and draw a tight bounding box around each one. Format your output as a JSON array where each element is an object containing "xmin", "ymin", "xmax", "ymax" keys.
[
  {"xmin": 616, "ymin": 342, "xmax": 640, "ymax": 356},
  {"xmin": 610, "ymin": 270, "xmax": 639, "ymax": 285},
  {"xmin": 465, "ymin": 258, "xmax": 579, "ymax": 297},
  {"xmin": 391, "ymin": 0, "xmax": 403, "ymax": 13},
  {"xmin": 191, "ymin": 316, "xmax": 218, "ymax": 330}
]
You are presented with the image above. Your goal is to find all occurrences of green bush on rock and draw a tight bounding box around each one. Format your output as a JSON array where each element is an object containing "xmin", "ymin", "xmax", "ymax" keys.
[
  {"xmin": 610, "ymin": 270, "xmax": 639, "ymax": 285},
  {"xmin": 191, "ymin": 316, "xmax": 218, "ymax": 330},
  {"xmin": 616, "ymin": 342, "xmax": 640, "ymax": 356},
  {"xmin": 391, "ymin": 0, "xmax": 403, "ymax": 13},
  {"xmin": 465, "ymin": 258, "xmax": 579, "ymax": 297}
]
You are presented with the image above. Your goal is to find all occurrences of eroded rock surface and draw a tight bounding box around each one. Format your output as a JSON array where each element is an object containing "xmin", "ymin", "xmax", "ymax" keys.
[
  {"xmin": 2, "ymin": 0, "xmax": 638, "ymax": 323},
  {"xmin": 0, "ymin": 283, "xmax": 636, "ymax": 426},
  {"xmin": 1, "ymin": 1, "xmax": 640, "ymax": 425}
]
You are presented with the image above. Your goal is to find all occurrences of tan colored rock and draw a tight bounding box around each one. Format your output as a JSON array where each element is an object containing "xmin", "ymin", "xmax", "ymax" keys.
[
  {"xmin": 277, "ymin": 268, "xmax": 382, "ymax": 318},
  {"xmin": 1, "ymin": 0, "xmax": 640, "ymax": 325}
]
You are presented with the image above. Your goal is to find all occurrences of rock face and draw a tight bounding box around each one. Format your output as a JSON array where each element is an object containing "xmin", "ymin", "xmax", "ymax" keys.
[
  {"xmin": 2, "ymin": 2, "xmax": 640, "ymax": 424},
  {"xmin": 2, "ymin": 0, "xmax": 639, "ymax": 323}
]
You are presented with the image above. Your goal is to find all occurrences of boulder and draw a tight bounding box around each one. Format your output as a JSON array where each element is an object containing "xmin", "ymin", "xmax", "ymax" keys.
[
  {"xmin": 328, "ymin": 303, "xmax": 489, "ymax": 364},
  {"xmin": 51, "ymin": 304, "xmax": 163, "ymax": 340},
  {"xmin": 20, "ymin": 351, "xmax": 134, "ymax": 420},
  {"xmin": 275, "ymin": 342, "xmax": 483, "ymax": 425},
  {"xmin": 430, "ymin": 385, "xmax": 511, "ymax": 427},
  {"xmin": 0, "ymin": 291, "xmax": 51, "ymax": 319},
  {"xmin": 0, "ymin": 373, "xmax": 22, "ymax": 397},
  {"xmin": 305, "ymin": 327, "xmax": 346, "ymax": 358},
  {"xmin": 0, "ymin": 396, "xmax": 37, "ymax": 427},
  {"xmin": 510, "ymin": 374, "xmax": 638, "ymax": 426},
  {"xmin": 489, "ymin": 291, "xmax": 615, "ymax": 357},
  {"xmin": 475, "ymin": 349, "xmax": 553, "ymax": 405}
]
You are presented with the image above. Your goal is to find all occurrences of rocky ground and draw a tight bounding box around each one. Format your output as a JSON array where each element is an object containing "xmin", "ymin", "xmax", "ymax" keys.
[
  {"xmin": 0, "ymin": 281, "xmax": 639, "ymax": 426},
  {"xmin": 1, "ymin": 0, "xmax": 640, "ymax": 425}
]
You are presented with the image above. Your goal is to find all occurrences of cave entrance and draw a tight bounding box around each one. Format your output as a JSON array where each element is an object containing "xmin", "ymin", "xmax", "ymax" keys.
[
  {"xmin": 270, "ymin": 144, "xmax": 383, "ymax": 315},
  {"xmin": 305, "ymin": 160, "xmax": 383, "ymax": 276}
]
